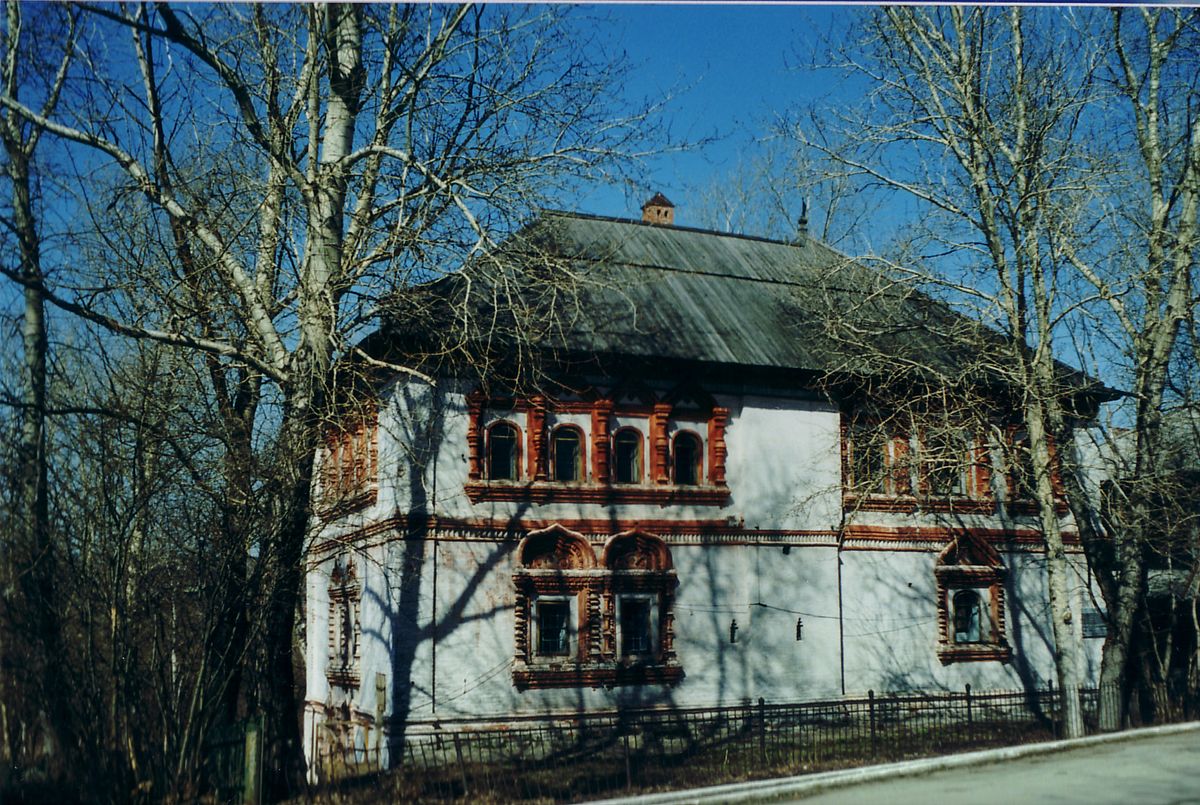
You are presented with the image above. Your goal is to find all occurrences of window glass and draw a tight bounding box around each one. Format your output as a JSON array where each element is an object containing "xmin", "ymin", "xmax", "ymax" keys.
[
  {"xmin": 488, "ymin": 423, "xmax": 519, "ymax": 480},
  {"xmin": 851, "ymin": 423, "xmax": 888, "ymax": 493},
  {"xmin": 952, "ymin": 589, "xmax": 986, "ymax": 643},
  {"xmin": 673, "ymin": 432, "xmax": 701, "ymax": 485},
  {"xmin": 536, "ymin": 600, "xmax": 571, "ymax": 656},
  {"xmin": 927, "ymin": 429, "xmax": 968, "ymax": 496},
  {"xmin": 620, "ymin": 598, "xmax": 653, "ymax": 656},
  {"xmin": 552, "ymin": 427, "xmax": 583, "ymax": 482},
  {"xmin": 1012, "ymin": 432, "xmax": 1037, "ymax": 499},
  {"xmin": 613, "ymin": 429, "xmax": 642, "ymax": 484}
]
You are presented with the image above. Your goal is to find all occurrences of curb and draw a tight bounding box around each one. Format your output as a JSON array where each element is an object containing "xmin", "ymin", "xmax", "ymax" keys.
[{"xmin": 587, "ymin": 721, "xmax": 1200, "ymax": 805}]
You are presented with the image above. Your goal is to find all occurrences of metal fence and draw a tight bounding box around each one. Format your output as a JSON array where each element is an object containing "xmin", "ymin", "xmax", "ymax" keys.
[{"xmin": 307, "ymin": 684, "xmax": 1197, "ymax": 803}]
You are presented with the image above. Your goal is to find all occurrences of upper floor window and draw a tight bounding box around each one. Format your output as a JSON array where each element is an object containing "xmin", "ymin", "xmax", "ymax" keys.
[
  {"xmin": 847, "ymin": 419, "xmax": 909, "ymax": 496},
  {"xmin": 321, "ymin": 414, "xmax": 378, "ymax": 504},
  {"xmin": 551, "ymin": 426, "xmax": 584, "ymax": 482},
  {"xmin": 924, "ymin": 429, "xmax": 970, "ymax": 497},
  {"xmin": 673, "ymin": 431, "xmax": 702, "ymax": 486},
  {"xmin": 488, "ymin": 422, "xmax": 521, "ymax": 481},
  {"xmin": 612, "ymin": 428, "xmax": 643, "ymax": 484}
]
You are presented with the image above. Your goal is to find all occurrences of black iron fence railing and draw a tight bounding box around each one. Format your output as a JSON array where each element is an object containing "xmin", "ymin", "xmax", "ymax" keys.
[{"xmin": 303, "ymin": 683, "xmax": 1198, "ymax": 803}]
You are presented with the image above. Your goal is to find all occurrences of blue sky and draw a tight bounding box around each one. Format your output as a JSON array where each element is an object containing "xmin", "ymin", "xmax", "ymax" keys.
[{"xmin": 567, "ymin": 4, "xmax": 862, "ymax": 228}]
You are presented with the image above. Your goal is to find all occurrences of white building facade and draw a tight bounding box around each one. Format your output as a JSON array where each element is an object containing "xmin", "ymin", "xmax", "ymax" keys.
[{"xmin": 302, "ymin": 205, "xmax": 1106, "ymax": 772}]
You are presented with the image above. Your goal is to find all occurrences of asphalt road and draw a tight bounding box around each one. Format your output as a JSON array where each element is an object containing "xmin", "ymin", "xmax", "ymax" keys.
[{"xmin": 779, "ymin": 728, "xmax": 1200, "ymax": 805}]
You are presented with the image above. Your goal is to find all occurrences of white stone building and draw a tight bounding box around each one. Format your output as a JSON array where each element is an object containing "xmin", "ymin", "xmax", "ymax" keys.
[{"xmin": 302, "ymin": 196, "xmax": 1113, "ymax": 771}]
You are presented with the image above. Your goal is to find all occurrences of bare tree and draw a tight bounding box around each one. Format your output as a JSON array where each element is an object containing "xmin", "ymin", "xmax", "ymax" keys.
[
  {"xmin": 0, "ymin": 3, "xmax": 658, "ymax": 794},
  {"xmin": 794, "ymin": 7, "xmax": 1111, "ymax": 737},
  {"xmin": 0, "ymin": 0, "xmax": 76, "ymax": 784},
  {"xmin": 1050, "ymin": 8, "xmax": 1200, "ymax": 730}
]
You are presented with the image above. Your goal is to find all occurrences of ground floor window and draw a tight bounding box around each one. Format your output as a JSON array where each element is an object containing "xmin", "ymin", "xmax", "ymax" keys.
[
  {"xmin": 934, "ymin": 533, "xmax": 1011, "ymax": 664},
  {"xmin": 535, "ymin": 598, "xmax": 574, "ymax": 658},
  {"xmin": 511, "ymin": 525, "xmax": 683, "ymax": 689},
  {"xmin": 951, "ymin": 588, "xmax": 991, "ymax": 644},
  {"xmin": 618, "ymin": 596, "xmax": 656, "ymax": 658}
]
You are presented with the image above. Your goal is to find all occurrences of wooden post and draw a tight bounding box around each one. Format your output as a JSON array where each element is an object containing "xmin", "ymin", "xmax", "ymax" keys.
[
  {"xmin": 965, "ymin": 683, "xmax": 973, "ymax": 734},
  {"xmin": 242, "ymin": 716, "xmax": 262, "ymax": 805},
  {"xmin": 453, "ymin": 733, "xmax": 469, "ymax": 797},
  {"xmin": 868, "ymin": 689, "xmax": 877, "ymax": 757},
  {"xmin": 758, "ymin": 697, "xmax": 767, "ymax": 764}
]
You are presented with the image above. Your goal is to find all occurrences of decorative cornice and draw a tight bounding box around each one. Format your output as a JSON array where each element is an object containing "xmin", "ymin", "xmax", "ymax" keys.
[
  {"xmin": 307, "ymin": 514, "xmax": 1082, "ymax": 562},
  {"xmin": 513, "ymin": 662, "xmax": 684, "ymax": 690},
  {"xmin": 464, "ymin": 480, "xmax": 731, "ymax": 506}
]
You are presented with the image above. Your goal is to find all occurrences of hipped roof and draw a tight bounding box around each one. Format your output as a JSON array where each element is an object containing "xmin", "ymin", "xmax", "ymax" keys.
[{"xmin": 377, "ymin": 210, "xmax": 1115, "ymax": 405}]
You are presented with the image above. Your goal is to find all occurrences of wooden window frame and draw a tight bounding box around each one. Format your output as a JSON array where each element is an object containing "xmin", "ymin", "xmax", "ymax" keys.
[
  {"xmin": 611, "ymin": 427, "xmax": 644, "ymax": 485},
  {"xmin": 934, "ymin": 534, "xmax": 1011, "ymax": 664},
  {"xmin": 512, "ymin": 526, "xmax": 683, "ymax": 690},
  {"xmin": 671, "ymin": 430, "xmax": 703, "ymax": 486},
  {"xmin": 550, "ymin": 425, "xmax": 586, "ymax": 483},
  {"xmin": 486, "ymin": 420, "xmax": 523, "ymax": 482}
]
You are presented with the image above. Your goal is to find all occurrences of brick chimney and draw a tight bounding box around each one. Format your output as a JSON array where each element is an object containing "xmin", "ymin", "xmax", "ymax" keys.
[{"xmin": 641, "ymin": 192, "xmax": 675, "ymax": 226}]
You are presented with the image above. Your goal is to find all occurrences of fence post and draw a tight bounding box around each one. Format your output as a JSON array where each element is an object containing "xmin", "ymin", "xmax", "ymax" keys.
[
  {"xmin": 965, "ymin": 683, "xmax": 973, "ymax": 733},
  {"xmin": 452, "ymin": 733, "xmax": 469, "ymax": 797},
  {"xmin": 623, "ymin": 731, "xmax": 633, "ymax": 791},
  {"xmin": 1048, "ymin": 679, "xmax": 1057, "ymax": 739},
  {"xmin": 242, "ymin": 716, "xmax": 262, "ymax": 805},
  {"xmin": 758, "ymin": 697, "xmax": 767, "ymax": 765},
  {"xmin": 868, "ymin": 690, "xmax": 877, "ymax": 757}
]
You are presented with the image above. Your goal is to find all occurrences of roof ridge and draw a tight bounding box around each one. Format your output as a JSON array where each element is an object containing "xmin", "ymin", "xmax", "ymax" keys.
[{"xmin": 540, "ymin": 208, "xmax": 823, "ymax": 250}]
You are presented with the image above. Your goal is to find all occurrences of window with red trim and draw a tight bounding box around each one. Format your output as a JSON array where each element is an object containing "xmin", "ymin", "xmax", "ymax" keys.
[
  {"xmin": 321, "ymin": 414, "xmax": 378, "ymax": 510},
  {"xmin": 935, "ymin": 534, "xmax": 1011, "ymax": 664},
  {"xmin": 512, "ymin": 526, "xmax": 682, "ymax": 690},
  {"xmin": 550, "ymin": 426, "xmax": 585, "ymax": 482},
  {"xmin": 845, "ymin": 417, "xmax": 910, "ymax": 497},
  {"xmin": 672, "ymin": 431, "xmax": 702, "ymax": 486},
  {"xmin": 612, "ymin": 428, "xmax": 643, "ymax": 484},
  {"xmin": 487, "ymin": 422, "xmax": 521, "ymax": 481}
]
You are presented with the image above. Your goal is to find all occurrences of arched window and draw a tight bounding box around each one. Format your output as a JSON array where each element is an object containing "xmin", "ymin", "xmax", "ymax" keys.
[
  {"xmin": 612, "ymin": 428, "xmax": 643, "ymax": 484},
  {"xmin": 551, "ymin": 426, "xmax": 584, "ymax": 482},
  {"xmin": 673, "ymin": 431, "xmax": 702, "ymax": 486},
  {"xmin": 487, "ymin": 422, "xmax": 520, "ymax": 481},
  {"xmin": 952, "ymin": 589, "xmax": 986, "ymax": 643}
]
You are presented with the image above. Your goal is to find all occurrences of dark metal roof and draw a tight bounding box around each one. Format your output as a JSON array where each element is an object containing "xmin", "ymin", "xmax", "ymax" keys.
[{"xmin": 378, "ymin": 210, "xmax": 1113, "ymax": 401}]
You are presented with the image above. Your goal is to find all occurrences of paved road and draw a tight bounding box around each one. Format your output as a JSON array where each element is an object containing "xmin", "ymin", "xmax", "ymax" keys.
[{"xmin": 779, "ymin": 729, "xmax": 1200, "ymax": 805}]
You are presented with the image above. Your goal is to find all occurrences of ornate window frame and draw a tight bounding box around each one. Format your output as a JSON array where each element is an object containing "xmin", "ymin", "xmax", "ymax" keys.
[
  {"xmin": 327, "ymin": 555, "xmax": 363, "ymax": 689},
  {"xmin": 486, "ymin": 420, "xmax": 523, "ymax": 482},
  {"xmin": 512, "ymin": 525, "xmax": 682, "ymax": 690},
  {"xmin": 318, "ymin": 410, "xmax": 379, "ymax": 519},
  {"xmin": 549, "ymin": 424, "xmax": 586, "ymax": 483},
  {"xmin": 1004, "ymin": 427, "xmax": 1068, "ymax": 515},
  {"xmin": 465, "ymin": 384, "xmax": 730, "ymax": 506},
  {"xmin": 934, "ymin": 533, "xmax": 1011, "ymax": 664}
]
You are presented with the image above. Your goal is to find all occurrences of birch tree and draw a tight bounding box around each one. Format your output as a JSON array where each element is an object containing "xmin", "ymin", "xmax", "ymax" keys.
[
  {"xmin": 796, "ymin": 7, "xmax": 1103, "ymax": 737},
  {"xmin": 1055, "ymin": 8, "xmax": 1200, "ymax": 730},
  {"xmin": 0, "ymin": 3, "xmax": 657, "ymax": 794},
  {"xmin": 0, "ymin": 0, "xmax": 75, "ymax": 779}
]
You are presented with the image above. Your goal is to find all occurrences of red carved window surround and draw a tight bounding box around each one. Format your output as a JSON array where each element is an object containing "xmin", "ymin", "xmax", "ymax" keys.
[
  {"xmin": 327, "ymin": 555, "xmax": 363, "ymax": 689},
  {"xmin": 934, "ymin": 535, "xmax": 1011, "ymax": 664},
  {"xmin": 842, "ymin": 412, "xmax": 998, "ymax": 516},
  {"xmin": 318, "ymin": 410, "xmax": 379, "ymax": 519},
  {"xmin": 512, "ymin": 526, "xmax": 683, "ymax": 690},
  {"xmin": 465, "ymin": 390, "xmax": 730, "ymax": 506},
  {"xmin": 1005, "ymin": 428, "xmax": 1068, "ymax": 515}
]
